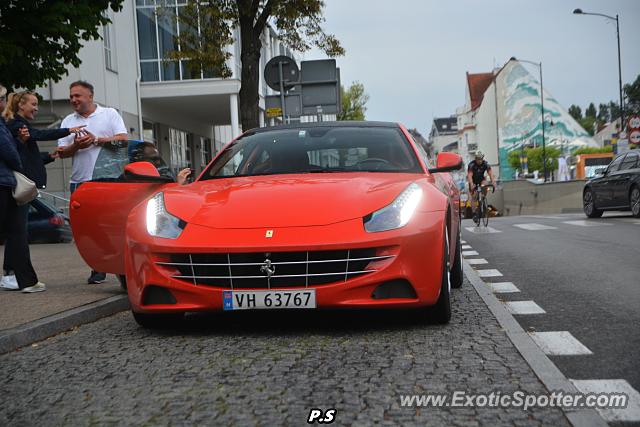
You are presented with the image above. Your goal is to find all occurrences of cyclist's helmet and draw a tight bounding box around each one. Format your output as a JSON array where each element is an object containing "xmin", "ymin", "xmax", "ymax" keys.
[{"xmin": 474, "ymin": 151, "xmax": 485, "ymax": 160}]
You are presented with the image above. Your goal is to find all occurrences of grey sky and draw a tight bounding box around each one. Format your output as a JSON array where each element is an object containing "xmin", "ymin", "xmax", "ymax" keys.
[{"xmin": 305, "ymin": 0, "xmax": 640, "ymax": 136}]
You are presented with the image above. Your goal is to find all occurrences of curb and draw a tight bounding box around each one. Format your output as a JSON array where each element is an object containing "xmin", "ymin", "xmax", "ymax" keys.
[
  {"xmin": 0, "ymin": 295, "xmax": 129, "ymax": 355},
  {"xmin": 463, "ymin": 260, "xmax": 608, "ymax": 427}
]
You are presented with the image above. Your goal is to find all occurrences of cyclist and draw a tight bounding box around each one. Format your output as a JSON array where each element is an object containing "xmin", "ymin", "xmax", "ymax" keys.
[{"xmin": 467, "ymin": 151, "xmax": 496, "ymax": 219}]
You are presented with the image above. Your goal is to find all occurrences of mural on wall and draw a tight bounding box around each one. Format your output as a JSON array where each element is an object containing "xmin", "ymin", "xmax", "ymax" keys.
[{"xmin": 497, "ymin": 61, "xmax": 595, "ymax": 179}]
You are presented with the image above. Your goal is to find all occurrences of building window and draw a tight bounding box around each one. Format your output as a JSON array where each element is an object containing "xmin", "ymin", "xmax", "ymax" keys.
[
  {"xmin": 200, "ymin": 137, "xmax": 212, "ymax": 167},
  {"xmin": 143, "ymin": 120, "xmax": 156, "ymax": 143},
  {"xmin": 103, "ymin": 14, "xmax": 117, "ymax": 72},
  {"xmin": 169, "ymin": 127, "xmax": 190, "ymax": 174}
]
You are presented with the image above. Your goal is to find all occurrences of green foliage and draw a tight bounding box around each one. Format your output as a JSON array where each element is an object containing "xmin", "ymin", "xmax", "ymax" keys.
[
  {"xmin": 568, "ymin": 104, "xmax": 582, "ymax": 121},
  {"xmin": 597, "ymin": 103, "xmax": 610, "ymax": 123},
  {"xmin": 337, "ymin": 82, "xmax": 369, "ymax": 121},
  {"xmin": 585, "ymin": 102, "xmax": 597, "ymax": 118},
  {"xmin": 0, "ymin": 1, "xmax": 124, "ymax": 90},
  {"xmin": 624, "ymin": 74, "xmax": 640, "ymax": 115},
  {"xmin": 579, "ymin": 116, "xmax": 597, "ymax": 136},
  {"xmin": 508, "ymin": 146, "xmax": 561, "ymax": 175},
  {"xmin": 572, "ymin": 146, "xmax": 613, "ymax": 155}
]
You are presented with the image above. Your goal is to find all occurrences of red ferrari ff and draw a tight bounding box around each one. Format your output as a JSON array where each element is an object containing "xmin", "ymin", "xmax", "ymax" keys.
[{"xmin": 70, "ymin": 122, "xmax": 463, "ymax": 327}]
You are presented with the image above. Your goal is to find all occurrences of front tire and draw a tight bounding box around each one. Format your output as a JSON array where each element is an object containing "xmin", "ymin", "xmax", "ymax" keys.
[
  {"xmin": 450, "ymin": 223, "xmax": 463, "ymax": 289},
  {"xmin": 630, "ymin": 186, "xmax": 640, "ymax": 218},
  {"xmin": 583, "ymin": 188, "xmax": 603, "ymax": 218},
  {"xmin": 132, "ymin": 311, "xmax": 184, "ymax": 329}
]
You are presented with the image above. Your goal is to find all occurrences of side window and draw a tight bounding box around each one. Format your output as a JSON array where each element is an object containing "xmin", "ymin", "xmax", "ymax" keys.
[
  {"xmin": 619, "ymin": 153, "xmax": 638, "ymax": 171},
  {"xmin": 414, "ymin": 142, "xmax": 433, "ymax": 169},
  {"xmin": 92, "ymin": 141, "xmax": 129, "ymax": 181},
  {"xmin": 607, "ymin": 154, "xmax": 626, "ymax": 173}
]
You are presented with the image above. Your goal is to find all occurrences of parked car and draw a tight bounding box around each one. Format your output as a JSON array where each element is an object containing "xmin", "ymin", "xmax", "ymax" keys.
[
  {"xmin": 69, "ymin": 122, "xmax": 463, "ymax": 327},
  {"xmin": 28, "ymin": 198, "xmax": 72, "ymax": 243},
  {"xmin": 583, "ymin": 150, "xmax": 640, "ymax": 218}
]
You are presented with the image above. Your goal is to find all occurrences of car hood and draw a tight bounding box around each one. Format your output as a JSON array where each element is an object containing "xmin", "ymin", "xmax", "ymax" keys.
[{"xmin": 163, "ymin": 173, "xmax": 425, "ymax": 229}]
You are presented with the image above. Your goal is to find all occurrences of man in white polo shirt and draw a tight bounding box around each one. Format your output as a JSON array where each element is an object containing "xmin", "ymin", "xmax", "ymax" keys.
[{"xmin": 57, "ymin": 80, "xmax": 128, "ymax": 284}]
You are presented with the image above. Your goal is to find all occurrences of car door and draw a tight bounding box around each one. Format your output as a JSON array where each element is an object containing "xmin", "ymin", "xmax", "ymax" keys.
[
  {"xmin": 593, "ymin": 154, "xmax": 625, "ymax": 208},
  {"xmin": 612, "ymin": 152, "xmax": 639, "ymax": 207},
  {"xmin": 69, "ymin": 141, "xmax": 175, "ymax": 275}
]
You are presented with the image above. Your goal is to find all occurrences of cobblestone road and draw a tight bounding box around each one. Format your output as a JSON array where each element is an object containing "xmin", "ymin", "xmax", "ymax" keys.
[{"xmin": 0, "ymin": 279, "xmax": 569, "ymax": 426}]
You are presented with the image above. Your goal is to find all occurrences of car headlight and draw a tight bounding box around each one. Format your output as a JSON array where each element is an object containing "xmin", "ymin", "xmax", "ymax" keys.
[
  {"xmin": 146, "ymin": 192, "xmax": 184, "ymax": 239},
  {"xmin": 364, "ymin": 183, "xmax": 423, "ymax": 232}
]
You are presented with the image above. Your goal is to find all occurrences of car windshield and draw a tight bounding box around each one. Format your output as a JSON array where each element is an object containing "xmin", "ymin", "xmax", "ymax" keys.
[{"xmin": 201, "ymin": 126, "xmax": 423, "ymax": 180}]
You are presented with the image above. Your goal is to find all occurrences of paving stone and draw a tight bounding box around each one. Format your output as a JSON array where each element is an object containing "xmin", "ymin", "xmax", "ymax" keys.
[{"xmin": 0, "ymin": 279, "xmax": 569, "ymax": 426}]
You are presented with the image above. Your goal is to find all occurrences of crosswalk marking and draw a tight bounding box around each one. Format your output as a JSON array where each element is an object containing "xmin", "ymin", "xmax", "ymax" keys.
[
  {"xmin": 513, "ymin": 223, "xmax": 558, "ymax": 231},
  {"xmin": 571, "ymin": 379, "xmax": 640, "ymax": 422},
  {"xmin": 462, "ymin": 250, "xmax": 479, "ymax": 256},
  {"xmin": 563, "ymin": 220, "xmax": 613, "ymax": 227},
  {"xmin": 466, "ymin": 258, "xmax": 488, "ymax": 265},
  {"xmin": 476, "ymin": 269, "xmax": 503, "ymax": 277},
  {"xmin": 464, "ymin": 226, "xmax": 502, "ymax": 234},
  {"xmin": 528, "ymin": 331, "xmax": 593, "ymax": 356},
  {"xmin": 487, "ymin": 282, "xmax": 519, "ymax": 293},
  {"xmin": 505, "ymin": 301, "xmax": 546, "ymax": 315},
  {"xmin": 462, "ymin": 244, "xmax": 472, "ymax": 250},
  {"xmin": 461, "ymin": 240, "xmax": 467, "ymax": 244}
]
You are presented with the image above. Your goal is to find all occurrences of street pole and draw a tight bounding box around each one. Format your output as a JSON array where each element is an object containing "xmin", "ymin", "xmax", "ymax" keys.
[
  {"xmin": 573, "ymin": 9, "xmax": 624, "ymax": 132},
  {"xmin": 539, "ymin": 62, "xmax": 547, "ymax": 182},
  {"xmin": 616, "ymin": 14, "xmax": 625, "ymax": 130},
  {"xmin": 278, "ymin": 61, "xmax": 287, "ymax": 123}
]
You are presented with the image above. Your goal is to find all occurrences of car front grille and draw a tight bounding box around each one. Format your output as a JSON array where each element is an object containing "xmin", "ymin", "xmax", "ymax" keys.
[{"xmin": 156, "ymin": 248, "xmax": 392, "ymax": 289}]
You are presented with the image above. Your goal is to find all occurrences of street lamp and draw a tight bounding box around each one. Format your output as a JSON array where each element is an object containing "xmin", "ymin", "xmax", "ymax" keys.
[
  {"xmin": 573, "ymin": 8, "xmax": 624, "ymax": 131},
  {"xmin": 510, "ymin": 57, "xmax": 548, "ymax": 182}
]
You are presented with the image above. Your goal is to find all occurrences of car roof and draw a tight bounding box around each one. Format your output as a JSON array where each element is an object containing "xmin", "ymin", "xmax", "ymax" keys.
[{"xmin": 247, "ymin": 121, "xmax": 401, "ymax": 134}]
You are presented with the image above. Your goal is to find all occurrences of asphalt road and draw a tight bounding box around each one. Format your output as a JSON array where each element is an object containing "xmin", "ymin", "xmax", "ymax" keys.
[
  {"xmin": 462, "ymin": 212, "xmax": 640, "ymax": 394},
  {"xmin": 0, "ymin": 278, "xmax": 568, "ymax": 426}
]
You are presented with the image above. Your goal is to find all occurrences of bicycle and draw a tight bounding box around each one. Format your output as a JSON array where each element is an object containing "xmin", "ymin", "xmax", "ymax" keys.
[{"xmin": 471, "ymin": 183, "xmax": 494, "ymax": 227}]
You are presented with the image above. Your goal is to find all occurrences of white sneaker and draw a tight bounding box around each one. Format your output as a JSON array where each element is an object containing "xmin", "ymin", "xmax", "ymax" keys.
[
  {"xmin": 0, "ymin": 275, "xmax": 19, "ymax": 290},
  {"xmin": 22, "ymin": 282, "xmax": 46, "ymax": 293}
]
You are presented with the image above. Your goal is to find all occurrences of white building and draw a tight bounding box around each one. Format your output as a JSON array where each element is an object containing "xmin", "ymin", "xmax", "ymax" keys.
[
  {"xmin": 456, "ymin": 59, "xmax": 597, "ymax": 180},
  {"xmin": 35, "ymin": 0, "xmax": 294, "ymax": 197},
  {"xmin": 428, "ymin": 116, "xmax": 458, "ymax": 155}
]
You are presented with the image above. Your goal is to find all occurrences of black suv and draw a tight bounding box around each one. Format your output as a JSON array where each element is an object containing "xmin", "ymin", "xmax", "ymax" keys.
[{"xmin": 583, "ymin": 150, "xmax": 640, "ymax": 218}]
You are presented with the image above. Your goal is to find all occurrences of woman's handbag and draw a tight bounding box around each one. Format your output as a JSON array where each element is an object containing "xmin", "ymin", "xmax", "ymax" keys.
[{"xmin": 12, "ymin": 171, "xmax": 38, "ymax": 205}]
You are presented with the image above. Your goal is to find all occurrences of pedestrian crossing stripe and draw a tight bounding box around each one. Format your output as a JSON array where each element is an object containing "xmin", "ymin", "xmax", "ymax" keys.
[
  {"xmin": 505, "ymin": 300, "xmax": 546, "ymax": 315},
  {"xmin": 513, "ymin": 223, "xmax": 558, "ymax": 231},
  {"xmin": 563, "ymin": 220, "xmax": 613, "ymax": 227},
  {"xmin": 571, "ymin": 379, "xmax": 640, "ymax": 422},
  {"xmin": 529, "ymin": 331, "xmax": 593, "ymax": 356}
]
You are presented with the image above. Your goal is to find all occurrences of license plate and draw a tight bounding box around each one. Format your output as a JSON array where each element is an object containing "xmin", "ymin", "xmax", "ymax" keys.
[{"xmin": 223, "ymin": 289, "xmax": 316, "ymax": 310}]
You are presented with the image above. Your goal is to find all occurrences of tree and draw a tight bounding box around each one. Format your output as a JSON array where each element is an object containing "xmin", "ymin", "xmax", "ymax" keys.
[
  {"xmin": 597, "ymin": 103, "xmax": 610, "ymax": 124},
  {"xmin": 568, "ymin": 105, "xmax": 582, "ymax": 121},
  {"xmin": 168, "ymin": 0, "xmax": 344, "ymax": 132},
  {"xmin": 585, "ymin": 102, "xmax": 597, "ymax": 118},
  {"xmin": 579, "ymin": 116, "xmax": 597, "ymax": 136},
  {"xmin": 0, "ymin": 1, "xmax": 124, "ymax": 90},
  {"xmin": 508, "ymin": 147, "xmax": 561, "ymax": 175},
  {"xmin": 337, "ymin": 82, "xmax": 369, "ymax": 121},
  {"xmin": 623, "ymin": 73, "xmax": 640, "ymax": 115}
]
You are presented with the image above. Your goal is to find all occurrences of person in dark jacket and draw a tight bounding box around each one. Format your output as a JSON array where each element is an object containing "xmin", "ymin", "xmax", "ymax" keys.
[{"xmin": 0, "ymin": 91, "xmax": 84, "ymax": 293}]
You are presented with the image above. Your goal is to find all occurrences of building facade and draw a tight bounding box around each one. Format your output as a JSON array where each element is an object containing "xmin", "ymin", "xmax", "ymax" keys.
[
  {"xmin": 428, "ymin": 116, "xmax": 458, "ymax": 155},
  {"xmin": 456, "ymin": 59, "xmax": 596, "ymax": 181},
  {"xmin": 34, "ymin": 0, "xmax": 294, "ymax": 198}
]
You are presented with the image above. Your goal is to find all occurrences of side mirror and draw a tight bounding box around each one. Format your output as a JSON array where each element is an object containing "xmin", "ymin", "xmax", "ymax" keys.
[
  {"xmin": 124, "ymin": 162, "xmax": 173, "ymax": 183},
  {"xmin": 429, "ymin": 152, "xmax": 463, "ymax": 173},
  {"xmin": 594, "ymin": 167, "xmax": 606, "ymax": 176}
]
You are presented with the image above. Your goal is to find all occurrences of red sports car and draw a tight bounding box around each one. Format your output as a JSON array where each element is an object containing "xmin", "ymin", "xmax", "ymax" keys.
[{"xmin": 70, "ymin": 122, "xmax": 463, "ymax": 327}]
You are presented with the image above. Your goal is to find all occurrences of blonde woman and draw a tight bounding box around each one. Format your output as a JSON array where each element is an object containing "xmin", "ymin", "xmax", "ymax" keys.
[{"xmin": 0, "ymin": 91, "xmax": 84, "ymax": 293}]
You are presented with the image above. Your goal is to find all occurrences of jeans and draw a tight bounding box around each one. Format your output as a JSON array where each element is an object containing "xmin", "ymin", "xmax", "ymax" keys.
[{"xmin": 1, "ymin": 187, "xmax": 38, "ymax": 288}]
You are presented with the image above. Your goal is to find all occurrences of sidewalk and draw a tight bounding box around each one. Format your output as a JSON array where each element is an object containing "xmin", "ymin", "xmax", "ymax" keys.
[{"xmin": 0, "ymin": 243, "xmax": 128, "ymax": 352}]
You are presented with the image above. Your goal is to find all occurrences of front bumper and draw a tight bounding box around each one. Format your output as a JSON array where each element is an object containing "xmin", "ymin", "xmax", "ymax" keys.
[{"xmin": 125, "ymin": 210, "xmax": 446, "ymax": 314}]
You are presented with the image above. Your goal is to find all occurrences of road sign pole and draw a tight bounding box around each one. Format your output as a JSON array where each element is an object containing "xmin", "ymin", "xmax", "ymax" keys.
[{"xmin": 278, "ymin": 61, "xmax": 287, "ymax": 122}]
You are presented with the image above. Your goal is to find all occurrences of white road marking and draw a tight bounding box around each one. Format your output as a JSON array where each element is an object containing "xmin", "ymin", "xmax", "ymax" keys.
[
  {"xmin": 465, "ymin": 226, "xmax": 502, "ymax": 234},
  {"xmin": 466, "ymin": 258, "xmax": 488, "ymax": 265},
  {"xmin": 462, "ymin": 250, "xmax": 479, "ymax": 256},
  {"xmin": 528, "ymin": 331, "xmax": 593, "ymax": 356},
  {"xmin": 513, "ymin": 223, "xmax": 558, "ymax": 231},
  {"xmin": 505, "ymin": 301, "xmax": 546, "ymax": 315},
  {"xmin": 461, "ymin": 240, "xmax": 467, "ymax": 244},
  {"xmin": 476, "ymin": 269, "xmax": 503, "ymax": 277},
  {"xmin": 487, "ymin": 282, "xmax": 520, "ymax": 293},
  {"xmin": 563, "ymin": 220, "xmax": 613, "ymax": 227},
  {"xmin": 462, "ymin": 245, "xmax": 472, "ymax": 250},
  {"xmin": 571, "ymin": 379, "xmax": 640, "ymax": 422}
]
